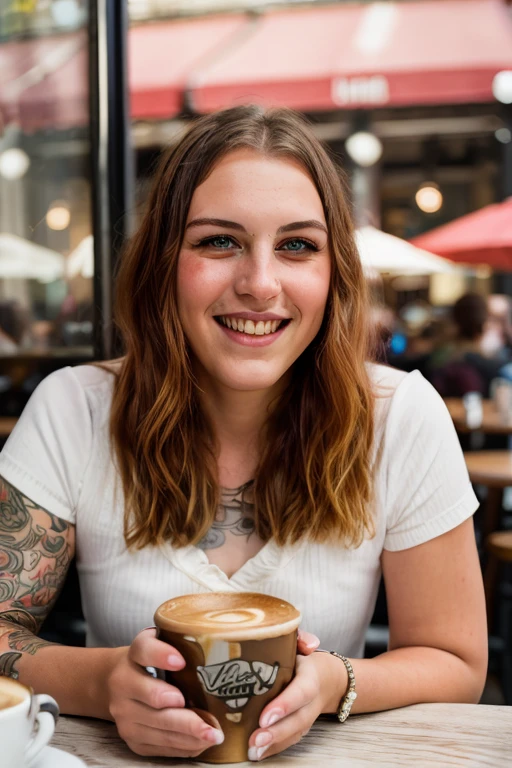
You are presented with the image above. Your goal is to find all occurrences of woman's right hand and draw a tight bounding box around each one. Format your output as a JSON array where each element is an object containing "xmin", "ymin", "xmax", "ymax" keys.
[{"xmin": 106, "ymin": 628, "xmax": 224, "ymax": 758}]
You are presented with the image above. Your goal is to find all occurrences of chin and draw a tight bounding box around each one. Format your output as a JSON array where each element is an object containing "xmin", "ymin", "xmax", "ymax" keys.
[{"xmin": 212, "ymin": 365, "xmax": 287, "ymax": 393}]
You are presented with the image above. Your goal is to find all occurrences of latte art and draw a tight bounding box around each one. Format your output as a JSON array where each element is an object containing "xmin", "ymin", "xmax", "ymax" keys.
[
  {"xmin": 156, "ymin": 592, "xmax": 300, "ymax": 641},
  {"xmin": 202, "ymin": 608, "xmax": 266, "ymax": 626}
]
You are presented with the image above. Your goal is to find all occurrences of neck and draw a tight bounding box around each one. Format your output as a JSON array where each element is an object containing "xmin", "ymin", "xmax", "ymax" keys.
[
  {"xmin": 193, "ymin": 368, "xmax": 290, "ymax": 488},
  {"xmin": 199, "ymin": 383, "xmax": 281, "ymax": 447}
]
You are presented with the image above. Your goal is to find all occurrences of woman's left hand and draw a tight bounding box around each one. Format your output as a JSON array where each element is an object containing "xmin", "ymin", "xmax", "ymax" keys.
[{"xmin": 248, "ymin": 651, "xmax": 347, "ymax": 762}]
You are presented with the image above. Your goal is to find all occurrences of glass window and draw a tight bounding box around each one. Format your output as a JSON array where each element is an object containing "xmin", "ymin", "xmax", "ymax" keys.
[{"xmin": 0, "ymin": 0, "xmax": 93, "ymax": 359}]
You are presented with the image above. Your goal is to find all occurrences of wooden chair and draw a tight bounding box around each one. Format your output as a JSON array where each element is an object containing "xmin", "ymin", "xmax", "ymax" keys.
[{"xmin": 485, "ymin": 531, "xmax": 512, "ymax": 705}]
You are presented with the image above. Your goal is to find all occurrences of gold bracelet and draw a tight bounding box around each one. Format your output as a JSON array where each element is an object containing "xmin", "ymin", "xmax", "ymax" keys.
[{"xmin": 329, "ymin": 651, "xmax": 357, "ymax": 723}]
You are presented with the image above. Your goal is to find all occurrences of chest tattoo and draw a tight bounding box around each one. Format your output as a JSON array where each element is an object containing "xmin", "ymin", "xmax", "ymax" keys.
[{"xmin": 198, "ymin": 481, "xmax": 255, "ymax": 551}]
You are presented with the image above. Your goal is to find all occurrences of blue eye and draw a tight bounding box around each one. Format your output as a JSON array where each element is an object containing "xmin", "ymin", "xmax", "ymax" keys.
[
  {"xmin": 199, "ymin": 235, "xmax": 236, "ymax": 249},
  {"xmin": 280, "ymin": 239, "xmax": 318, "ymax": 254}
]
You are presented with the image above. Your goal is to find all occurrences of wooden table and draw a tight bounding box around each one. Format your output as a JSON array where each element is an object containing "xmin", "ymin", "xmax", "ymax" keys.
[
  {"xmin": 444, "ymin": 398, "xmax": 512, "ymax": 434},
  {"xmin": 52, "ymin": 704, "xmax": 512, "ymax": 767}
]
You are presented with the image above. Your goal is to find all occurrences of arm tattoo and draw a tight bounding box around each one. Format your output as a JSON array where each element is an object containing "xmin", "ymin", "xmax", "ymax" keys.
[
  {"xmin": 198, "ymin": 481, "xmax": 256, "ymax": 551},
  {"xmin": 0, "ymin": 478, "xmax": 73, "ymax": 678}
]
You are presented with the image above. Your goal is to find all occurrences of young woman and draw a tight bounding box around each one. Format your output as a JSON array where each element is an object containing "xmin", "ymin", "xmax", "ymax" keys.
[{"xmin": 0, "ymin": 106, "xmax": 487, "ymax": 762}]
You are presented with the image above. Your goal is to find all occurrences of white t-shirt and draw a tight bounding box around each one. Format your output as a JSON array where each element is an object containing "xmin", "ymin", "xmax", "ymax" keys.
[{"xmin": 0, "ymin": 364, "xmax": 478, "ymax": 657}]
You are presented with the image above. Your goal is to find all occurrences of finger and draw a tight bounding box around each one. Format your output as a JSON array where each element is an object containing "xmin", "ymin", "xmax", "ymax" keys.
[
  {"xmin": 126, "ymin": 741, "xmax": 209, "ymax": 759},
  {"xmin": 121, "ymin": 666, "xmax": 186, "ymax": 710},
  {"xmin": 129, "ymin": 627, "xmax": 185, "ymax": 671},
  {"xmin": 297, "ymin": 630, "xmax": 320, "ymax": 655},
  {"xmin": 258, "ymin": 661, "xmax": 316, "ymax": 730},
  {"xmin": 131, "ymin": 701, "xmax": 224, "ymax": 745},
  {"xmin": 248, "ymin": 701, "xmax": 316, "ymax": 762},
  {"xmin": 125, "ymin": 722, "xmax": 221, "ymax": 751}
]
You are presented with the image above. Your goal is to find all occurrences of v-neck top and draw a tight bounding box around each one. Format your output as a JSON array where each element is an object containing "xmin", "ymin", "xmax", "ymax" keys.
[{"xmin": 0, "ymin": 363, "xmax": 478, "ymax": 657}]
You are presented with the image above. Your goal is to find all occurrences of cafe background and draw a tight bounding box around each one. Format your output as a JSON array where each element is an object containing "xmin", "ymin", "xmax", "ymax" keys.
[{"xmin": 1, "ymin": 0, "xmax": 511, "ymax": 703}]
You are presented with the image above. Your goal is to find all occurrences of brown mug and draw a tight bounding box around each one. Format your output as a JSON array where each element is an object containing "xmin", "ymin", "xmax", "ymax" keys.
[{"xmin": 154, "ymin": 592, "xmax": 301, "ymax": 763}]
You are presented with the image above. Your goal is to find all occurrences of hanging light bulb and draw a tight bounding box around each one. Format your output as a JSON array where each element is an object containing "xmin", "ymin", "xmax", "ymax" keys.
[
  {"xmin": 46, "ymin": 201, "xmax": 71, "ymax": 231},
  {"xmin": 493, "ymin": 71, "xmax": 512, "ymax": 105},
  {"xmin": 345, "ymin": 131, "xmax": 383, "ymax": 167},
  {"xmin": 415, "ymin": 182, "xmax": 443, "ymax": 214},
  {"xmin": 0, "ymin": 148, "xmax": 30, "ymax": 180}
]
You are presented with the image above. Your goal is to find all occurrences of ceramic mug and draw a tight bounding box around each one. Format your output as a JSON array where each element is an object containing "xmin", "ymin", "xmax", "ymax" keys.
[{"xmin": 0, "ymin": 676, "xmax": 59, "ymax": 768}]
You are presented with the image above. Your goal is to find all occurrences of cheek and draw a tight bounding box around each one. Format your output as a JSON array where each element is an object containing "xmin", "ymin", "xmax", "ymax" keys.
[
  {"xmin": 290, "ymin": 264, "xmax": 331, "ymax": 320},
  {"xmin": 177, "ymin": 255, "xmax": 226, "ymax": 314}
]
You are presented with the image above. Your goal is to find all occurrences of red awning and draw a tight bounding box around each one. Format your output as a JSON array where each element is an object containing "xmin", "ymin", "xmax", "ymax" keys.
[
  {"xmin": 189, "ymin": 0, "xmax": 512, "ymax": 113},
  {"xmin": 0, "ymin": 15, "xmax": 246, "ymax": 132},
  {"xmin": 1, "ymin": 1, "xmax": 512, "ymax": 132},
  {"xmin": 128, "ymin": 15, "xmax": 247, "ymax": 119},
  {"xmin": 410, "ymin": 198, "xmax": 512, "ymax": 270}
]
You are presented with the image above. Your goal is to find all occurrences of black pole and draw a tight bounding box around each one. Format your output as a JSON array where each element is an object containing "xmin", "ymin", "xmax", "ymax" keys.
[{"xmin": 89, "ymin": 0, "xmax": 133, "ymax": 360}]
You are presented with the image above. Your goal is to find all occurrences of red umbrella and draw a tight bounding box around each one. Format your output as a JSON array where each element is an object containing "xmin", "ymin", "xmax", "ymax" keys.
[{"xmin": 410, "ymin": 198, "xmax": 512, "ymax": 270}]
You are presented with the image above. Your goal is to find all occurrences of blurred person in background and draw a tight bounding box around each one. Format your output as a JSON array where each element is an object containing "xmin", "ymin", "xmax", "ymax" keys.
[
  {"xmin": 0, "ymin": 300, "xmax": 29, "ymax": 354},
  {"xmin": 481, "ymin": 294, "xmax": 512, "ymax": 360},
  {"xmin": 427, "ymin": 293, "xmax": 511, "ymax": 397}
]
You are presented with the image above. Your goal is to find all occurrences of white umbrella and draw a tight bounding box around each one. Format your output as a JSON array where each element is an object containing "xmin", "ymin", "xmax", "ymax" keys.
[
  {"xmin": 355, "ymin": 226, "xmax": 458, "ymax": 275},
  {"xmin": 0, "ymin": 233, "xmax": 65, "ymax": 282},
  {"xmin": 67, "ymin": 234, "xmax": 94, "ymax": 279}
]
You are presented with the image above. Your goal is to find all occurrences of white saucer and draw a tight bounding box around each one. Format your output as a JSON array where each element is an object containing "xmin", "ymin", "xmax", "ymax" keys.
[{"xmin": 32, "ymin": 745, "xmax": 87, "ymax": 767}]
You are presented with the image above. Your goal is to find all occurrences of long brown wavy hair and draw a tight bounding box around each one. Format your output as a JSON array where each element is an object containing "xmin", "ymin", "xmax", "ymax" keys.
[{"xmin": 111, "ymin": 105, "xmax": 375, "ymax": 550}]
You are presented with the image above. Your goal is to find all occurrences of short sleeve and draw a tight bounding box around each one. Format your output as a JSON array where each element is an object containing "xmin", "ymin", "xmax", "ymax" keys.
[
  {"xmin": 0, "ymin": 367, "xmax": 93, "ymax": 524},
  {"xmin": 383, "ymin": 370, "xmax": 479, "ymax": 551}
]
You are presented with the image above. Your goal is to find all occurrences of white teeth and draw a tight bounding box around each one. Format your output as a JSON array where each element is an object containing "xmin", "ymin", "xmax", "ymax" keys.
[{"xmin": 218, "ymin": 316, "xmax": 286, "ymax": 335}]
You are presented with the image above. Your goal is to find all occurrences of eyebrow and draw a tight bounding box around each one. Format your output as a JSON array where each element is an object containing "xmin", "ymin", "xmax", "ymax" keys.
[{"xmin": 185, "ymin": 217, "xmax": 328, "ymax": 235}]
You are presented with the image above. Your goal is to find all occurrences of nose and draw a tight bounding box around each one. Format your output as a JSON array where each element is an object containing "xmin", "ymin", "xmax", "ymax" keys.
[{"xmin": 234, "ymin": 245, "xmax": 281, "ymax": 302}]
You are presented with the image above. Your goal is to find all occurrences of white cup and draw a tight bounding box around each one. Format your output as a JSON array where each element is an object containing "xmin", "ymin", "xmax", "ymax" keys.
[
  {"xmin": 462, "ymin": 391, "xmax": 483, "ymax": 429},
  {"xmin": 0, "ymin": 677, "xmax": 59, "ymax": 768}
]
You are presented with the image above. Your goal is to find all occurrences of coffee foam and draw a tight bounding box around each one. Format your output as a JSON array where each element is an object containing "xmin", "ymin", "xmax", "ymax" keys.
[
  {"xmin": 0, "ymin": 678, "xmax": 28, "ymax": 712},
  {"xmin": 155, "ymin": 592, "xmax": 301, "ymax": 641}
]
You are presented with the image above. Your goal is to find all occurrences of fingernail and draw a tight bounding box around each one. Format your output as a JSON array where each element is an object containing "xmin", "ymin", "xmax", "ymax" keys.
[
  {"xmin": 206, "ymin": 729, "xmax": 224, "ymax": 745},
  {"xmin": 249, "ymin": 746, "xmax": 270, "ymax": 761},
  {"xmin": 260, "ymin": 709, "xmax": 283, "ymax": 728},
  {"xmin": 167, "ymin": 654, "xmax": 183, "ymax": 668},
  {"xmin": 306, "ymin": 640, "xmax": 320, "ymax": 649},
  {"xmin": 255, "ymin": 731, "xmax": 273, "ymax": 748}
]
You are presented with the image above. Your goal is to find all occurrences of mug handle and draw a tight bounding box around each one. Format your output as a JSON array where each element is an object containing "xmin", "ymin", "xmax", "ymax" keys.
[{"xmin": 25, "ymin": 694, "xmax": 59, "ymax": 766}]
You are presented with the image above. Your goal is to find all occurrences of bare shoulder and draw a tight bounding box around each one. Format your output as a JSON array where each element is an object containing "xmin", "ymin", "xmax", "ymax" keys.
[{"xmin": 0, "ymin": 476, "xmax": 75, "ymax": 634}]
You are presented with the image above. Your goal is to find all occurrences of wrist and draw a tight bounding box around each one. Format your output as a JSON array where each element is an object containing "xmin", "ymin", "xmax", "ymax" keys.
[
  {"xmin": 315, "ymin": 650, "xmax": 349, "ymax": 715},
  {"xmin": 92, "ymin": 646, "xmax": 128, "ymax": 721}
]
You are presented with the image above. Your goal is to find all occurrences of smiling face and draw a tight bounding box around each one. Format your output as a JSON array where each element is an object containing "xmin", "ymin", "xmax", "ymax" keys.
[{"xmin": 176, "ymin": 148, "xmax": 331, "ymax": 397}]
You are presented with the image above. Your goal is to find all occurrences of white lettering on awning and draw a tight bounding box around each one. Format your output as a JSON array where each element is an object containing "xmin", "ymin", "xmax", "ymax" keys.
[{"xmin": 331, "ymin": 76, "xmax": 390, "ymax": 106}]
